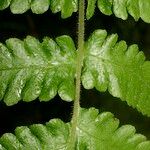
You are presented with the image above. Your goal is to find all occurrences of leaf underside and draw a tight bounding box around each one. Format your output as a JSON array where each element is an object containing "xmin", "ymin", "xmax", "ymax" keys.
[
  {"xmin": 0, "ymin": 0, "xmax": 150, "ymax": 23},
  {"xmin": 0, "ymin": 108, "xmax": 150, "ymax": 150},
  {"xmin": 0, "ymin": 29, "xmax": 150, "ymax": 116}
]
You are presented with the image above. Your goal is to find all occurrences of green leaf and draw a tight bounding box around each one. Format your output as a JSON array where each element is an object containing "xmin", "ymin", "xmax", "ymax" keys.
[
  {"xmin": 0, "ymin": 0, "xmax": 78, "ymax": 17},
  {"xmin": 0, "ymin": 0, "xmax": 11, "ymax": 10},
  {"xmin": 0, "ymin": 108, "xmax": 150, "ymax": 150},
  {"xmin": 86, "ymin": 0, "xmax": 97, "ymax": 20},
  {"xmin": 1, "ymin": 0, "xmax": 150, "ymax": 23},
  {"xmin": 31, "ymin": 0, "xmax": 50, "ymax": 14},
  {"xmin": 97, "ymin": 0, "xmax": 150, "ymax": 23},
  {"xmin": 139, "ymin": 0, "xmax": 150, "ymax": 23},
  {"xmin": 10, "ymin": 0, "xmax": 31, "ymax": 14},
  {"xmin": 0, "ymin": 35, "xmax": 76, "ymax": 105},
  {"xmin": 0, "ymin": 30, "xmax": 150, "ymax": 116},
  {"xmin": 127, "ymin": 0, "xmax": 140, "ymax": 21},
  {"xmin": 97, "ymin": 0, "xmax": 113, "ymax": 16},
  {"xmin": 61, "ymin": 0, "xmax": 76, "ymax": 19},
  {"xmin": 50, "ymin": 0, "xmax": 78, "ymax": 19},
  {"xmin": 50, "ymin": 0, "xmax": 64, "ymax": 14},
  {"xmin": 82, "ymin": 29, "xmax": 150, "ymax": 116},
  {"xmin": 113, "ymin": 0, "xmax": 128, "ymax": 20}
]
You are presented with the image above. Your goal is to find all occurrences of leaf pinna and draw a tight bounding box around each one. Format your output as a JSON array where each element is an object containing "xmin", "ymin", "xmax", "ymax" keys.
[
  {"xmin": 0, "ymin": 108, "xmax": 150, "ymax": 150},
  {"xmin": 0, "ymin": 0, "xmax": 150, "ymax": 149},
  {"xmin": 0, "ymin": 35, "xmax": 76, "ymax": 105},
  {"xmin": 0, "ymin": 30, "xmax": 150, "ymax": 116},
  {"xmin": 1, "ymin": 0, "xmax": 150, "ymax": 23},
  {"xmin": 82, "ymin": 29, "xmax": 150, "ymax": 116}
]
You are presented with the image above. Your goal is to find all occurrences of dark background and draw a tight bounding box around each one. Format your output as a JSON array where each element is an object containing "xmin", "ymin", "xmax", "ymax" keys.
[{"xmin": 0, "ymin": 7, "xmax": 150, "ymax": 138}]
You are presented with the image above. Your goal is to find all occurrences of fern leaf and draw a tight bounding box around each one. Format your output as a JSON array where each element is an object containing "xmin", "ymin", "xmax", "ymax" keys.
[
  {"xmin": 89, "ymin": 0, "xmax": 150, "ymax": 23},
  {"xmin": 88, "ymin": 0, "xmax": 150, "ymax": 23},
  {"xmin": 0, "ymin": 30, "xmax": 150, "ymax": 116},
  {"xmin": 1, "ymin": 0, "xmax": 150, "ymax": 23},
  {"xmin": 0, "ymin": 0, "xmax": 77, "ymax": 18},
  {"xmin": 0, "ymin": 108, "xmax": 150, "ymax": 149},
  {"xmin": 48, "ymin": 0, "xmax": 77, "ymax": 18},
  {"xmin": 0, "ymin": 35, "xmax": 76, "ymax": 105},
  {"xmin": 0, "ymin": 0, "xmax": 11, "ymax": 10},
  {"xmin": 82, "ymin": 29, "xmax": 150, "ymax": 116}
]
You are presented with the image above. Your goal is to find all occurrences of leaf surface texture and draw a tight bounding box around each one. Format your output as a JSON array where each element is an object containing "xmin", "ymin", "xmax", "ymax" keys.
[
  {"xmin": 82, "ymin": 29, "xmax": 150, "ymax": 116},
  {"xmin": 1, "ymin": 0, "xmax": 150, "ymax": 22},
  {"xmin": 0, "ymin": 30, "xmax": 150, "ymax": 116},
  {"xmin": 0, "ymin": 35, "xmax": 76, "ymax": 105},
  {"xmin": 0, "ymin": 0, "xmax": 78, "ymax": 18},
  {"xmin": 0, "ymin": 108, "xmax": 150, "ymax": 150}
]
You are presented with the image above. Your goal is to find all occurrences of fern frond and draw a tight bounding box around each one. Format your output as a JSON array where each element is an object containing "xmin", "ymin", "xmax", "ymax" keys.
[
  {"xmin": 1, "ymin": 0, "xmax": 150, "ymax": 23},
  {"xmin": 0, "ymin": 0, "xmax": 77, "ymax": 18},
  {"xmin": 98, "ymin": 0, "xmax": 150, "ymax": 23},
  {"xmin": 86, "ymin": 0, "xmax": 150, "ymax": 23},
  {"xmin": 0, "ymin": 108, "xmax": 150, "ymax": 150},
  {"xmin": 0, "ymin": 35, "xmax": 76, "ymax": 105},
  {"xmin": 82, "ymin": 29, "xmax": 150, "ymax": 116},
  {"xmin": 0, "ymin": 30, "xmax": 150, "ymax": 116}
]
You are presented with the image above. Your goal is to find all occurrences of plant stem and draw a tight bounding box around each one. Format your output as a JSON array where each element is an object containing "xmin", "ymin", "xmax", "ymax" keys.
[{"xmin": 67, "ymin": 0, "xmax": 85, "ymax": 149}]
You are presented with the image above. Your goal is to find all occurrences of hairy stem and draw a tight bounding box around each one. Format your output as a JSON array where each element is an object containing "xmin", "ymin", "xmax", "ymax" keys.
[{"xmin": 67, "ymin": 0, "xmax": 85, "ymax": 149}]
